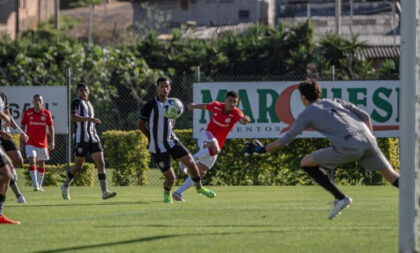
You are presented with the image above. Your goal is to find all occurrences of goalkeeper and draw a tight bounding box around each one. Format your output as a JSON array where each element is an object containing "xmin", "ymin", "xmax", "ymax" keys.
[{"xmin": 244, "ymin": 79, "xmax": 399, "ymax": 219}]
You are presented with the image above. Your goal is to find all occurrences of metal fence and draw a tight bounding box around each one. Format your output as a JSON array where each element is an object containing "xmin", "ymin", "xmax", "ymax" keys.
[{"xmin": 2, "ymin": 69, "xmax": 399, "ymax": 185}]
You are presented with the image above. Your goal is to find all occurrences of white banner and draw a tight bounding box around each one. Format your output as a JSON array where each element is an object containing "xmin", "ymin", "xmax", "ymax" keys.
[
  {"xmin": 1, "ymin": 86, "xmax": 68, "ymax": 134},
  {"xmin": 193, "ymin": 81, "xmax": 400, "ymax": 139}
]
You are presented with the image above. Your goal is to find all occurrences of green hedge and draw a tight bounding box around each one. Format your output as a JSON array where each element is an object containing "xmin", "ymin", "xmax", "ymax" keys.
[
  {"xmin": 173, "ymin": 129, "xmax": 399, "ymax": 186},
  {"xmin": 23, "ymin": 163, "xmax": 95, "ymax": 187},
  {"xmin": 102, "ymin": 130, "xmax": 150, "ymax": 186}
]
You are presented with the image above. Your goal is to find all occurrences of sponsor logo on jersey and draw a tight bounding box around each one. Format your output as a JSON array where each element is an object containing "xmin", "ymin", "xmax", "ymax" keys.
[
  {"xmin": 225, "ymin": 118, "xmax": 231, "ymax": 123},
  {"xmin": 41, "ymin": 116, "xmax": 46, "ymax": 121}
]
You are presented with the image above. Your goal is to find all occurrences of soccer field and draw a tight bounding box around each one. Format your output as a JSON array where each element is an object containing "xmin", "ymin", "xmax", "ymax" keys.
[{"xmin": 0, "ymin": 184, "xmax": 402, "ymax": 253}]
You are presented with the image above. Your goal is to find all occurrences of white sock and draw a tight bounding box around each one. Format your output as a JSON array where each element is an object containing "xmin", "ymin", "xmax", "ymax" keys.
[
  {"xmin": 175, "ymin": 176, "xmax": 195, "ymax": 194},
  {"xmin": 29, "ymin": 170, "xmax": 38, "ymax": 189},
  {"xmin": 37, "ymin": 171, "xmax": 45, "ymax": 189}
]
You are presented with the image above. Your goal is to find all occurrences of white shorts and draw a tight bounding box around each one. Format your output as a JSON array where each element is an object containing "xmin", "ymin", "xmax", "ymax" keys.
[
  {"xmin": 25, "ymin": 145, "xmax": 50, "ymax": 161},
  {"xmin": 196, "ymin": 130, "xmax": 218, "ymax": 169}
]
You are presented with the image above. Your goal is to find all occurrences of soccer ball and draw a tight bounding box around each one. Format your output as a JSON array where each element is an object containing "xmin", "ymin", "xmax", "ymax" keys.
[{"xmin": 163, "ymin": 98, "xmax": 184, "ymax": 119}]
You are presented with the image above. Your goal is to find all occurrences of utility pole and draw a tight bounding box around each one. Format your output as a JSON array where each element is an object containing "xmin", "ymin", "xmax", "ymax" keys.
[{"xmin": 335, "ymin": 0, "xmax": 341, "ymax": 35}]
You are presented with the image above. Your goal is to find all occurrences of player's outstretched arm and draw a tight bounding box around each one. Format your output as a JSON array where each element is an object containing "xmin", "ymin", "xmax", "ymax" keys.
[
  {"xmin": 243, "ymin": 139, "xmax": 282, "ymax": 156},
  {"xmin": 239, "ymin": 116, "xmax": 250, "ymax": 125},
  {"xmin": 71, "ymin": 113, "xmax": 100, "ymax": 124},
  {"xmin": 188, "ymin": 103, "xmax": 207, "ymax": 111}
]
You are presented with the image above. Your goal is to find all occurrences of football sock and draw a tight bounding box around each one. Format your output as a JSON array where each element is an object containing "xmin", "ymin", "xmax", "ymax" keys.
[
  {"xmin": 0, "ymin": 194, "xmax": 5, "ymax": 216},
  {"xmin": 302, "ymin": 166, "xmax": 345, "ymax": 200},
  {"xmin": 9, "ymin": 179, "xmax": 22, "ymax": 198},
  {"xmin": 192, "ymin": 176, "xmax": 202, "ymax": 189},
  {"xmin": 63, "ymin": 171, "xmax": 75, "ymax": 188},
  {"xmin": 29, "ymin": 166, "xmax": 38, "ymax": 189},
  {"xmin": 392, "ymin": 177, "xmax": 399, "ymax": 188},
  {"xmin": 98, "ymin": 174, "xmax": 108, "ymax": 193},
  {"xmin": 163, "ymin": 185, "xmax": 172, "ymax": 194},
  {"xmin": 175, "ymin": 176, "xmax": 195, "ymax": 194},
  {"xmin": 37, "ymin": 168, "xmax": 46, "ymax": 189}
]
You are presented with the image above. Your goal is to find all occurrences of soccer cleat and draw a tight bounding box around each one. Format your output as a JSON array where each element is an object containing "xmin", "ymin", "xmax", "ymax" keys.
[
  {"xmin": 172, "ymin": 192, "xmax": 186, "ymax": 202},
  {"xmin": 102, "ymin": 190, "xmax": 117, "ymax": 200},
  {"xmin": 197, "ymin": 187, "xmax": 216, "ymax": 198},
  {"xmin": 38, "ymin": 188, "xmax": 45, "ymax": 192},
  {"xmin": 61, "ymin": 184, "xmax": 70, "ymax": 200},
  {"xmin": 17, "ymin": 195, "xmax": 27, "ymax": 204},
  {"xmin": 328, "ymin": 196, "xmax": 352, "ymax": 219},
  {"xmin": 33, "ymin": 188, "xmax": 40, "ymax": 192},
  {"xmin": 178, "ymin": 162, "xmax": 187, "ymax": 175},
  {"xmin": 163, "ymin": 192, "xmax": 173, "ymax": 203},
  {"xmin": 0, "ymin": 215, "xmax": 20, "ymax": 224}
]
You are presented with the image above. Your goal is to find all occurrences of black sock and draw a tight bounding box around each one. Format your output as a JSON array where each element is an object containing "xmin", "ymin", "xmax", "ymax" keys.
[
  {"xmin": 0, "ymin": 194, "xmax": 5, "ymax": 216},
  {"xmin": 392, "ymin": 178, "xmax": 399, "ymax": 188},
  {"xmin": 192, "ymin": 176, "xmax": 202, "ymax": 189},
  {"xmin": 9, "ymin": 179, "xmax": 22, "ymax": 198},
  {"xmin": 302, "ymin": 166, "xmax": 345, "ymax": 200},
  {"xmin": 98, "ymin": 174, "xmax": 108, "ymax": 193},
  {"xmin": 63, "ymin": 171, "xmax": 75, "ymax": 188}
]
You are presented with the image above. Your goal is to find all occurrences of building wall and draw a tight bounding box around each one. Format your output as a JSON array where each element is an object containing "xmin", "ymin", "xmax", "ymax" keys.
[
  {"xmin": 0, "ymin": 0, "xmax": 55, "ymax": 39},
  {"xmin": 145, "ymin": 0, "xmax": 275, "ymax": 27}
]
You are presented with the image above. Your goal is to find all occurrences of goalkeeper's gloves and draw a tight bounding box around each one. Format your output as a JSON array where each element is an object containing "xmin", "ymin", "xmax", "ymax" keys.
[{"xmin": 243, "ymin": 139, "xmax": 267, "ymax": 156}]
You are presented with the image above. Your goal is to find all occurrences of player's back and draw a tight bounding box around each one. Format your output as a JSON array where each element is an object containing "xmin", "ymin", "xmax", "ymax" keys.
[{"xmin": 306, "ymin": 99, "xmax": 374, "ymax": 148}]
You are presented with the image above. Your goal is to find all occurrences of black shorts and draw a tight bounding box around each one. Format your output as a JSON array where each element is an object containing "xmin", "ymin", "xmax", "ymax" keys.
[
  {"xmin": 0, "ymin": 138, "xmax": 18, "ymax": 152},
  {"xmin": 74, "ymin": 141, "xmax": 103, "ymax": 157},
  {"xmin": 151, "ymin": 141, "xmax": 189, "ymax": 173},
  {"xmin": 0, "ymin": 150, "xmax": 6, "ymax": 167}
]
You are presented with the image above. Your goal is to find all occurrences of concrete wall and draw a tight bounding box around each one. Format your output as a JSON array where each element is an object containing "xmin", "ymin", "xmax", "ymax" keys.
[
  {"xmin": 139, "ymin": 0, "xmax": 275, "ymax": 27},
  {"xmin": 0, "ymin": 0, "xmax": 55, "ymax": 39}
]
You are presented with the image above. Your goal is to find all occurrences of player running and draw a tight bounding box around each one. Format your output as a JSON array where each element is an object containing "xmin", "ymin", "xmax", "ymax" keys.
[
  {"xmin": 138, "ymin": 76, "xmax": 215, "ymax": 203},
  {"xmin": 172, "ymin": 90, "xmax": 250, "ymax": 201},
  {"xmin": 21, "ymin": 94, "xmax": 55, "ymax": 192},
  {"xmin": 0, "ymin": 92, "xmax": 28, "ymax": 204},
  {"xmin": 0, "ymin": 110, "xmax": 20, "ymax": 224},
  {"xmin": 243, "ymin": 79, "xmax": 399, "ymax": 219}
]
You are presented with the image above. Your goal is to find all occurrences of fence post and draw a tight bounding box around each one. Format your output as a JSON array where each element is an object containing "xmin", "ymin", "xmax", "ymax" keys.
[
  {"xmin": 88, "ymin": 3, "xmax": 93, "ymax": 52},
  {"xmin": 195, "ymin": 66, "xmax": 200, "ymax": 82},
  {"xmin": 330, "ymin": 65, "xmax": 335, "ymax": 81},
  {"xmin": 55, "ymin": 0, "xmax": 60, "ymax": 29},
  {"xmin": 66, "ymin": 68, "xmax": 71, "ymax": 170}
]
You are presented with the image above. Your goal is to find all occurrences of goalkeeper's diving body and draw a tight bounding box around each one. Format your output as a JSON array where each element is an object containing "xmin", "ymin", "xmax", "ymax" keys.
[{"xmin": 244, "ymin": 79, "xmax": 399, "ymax": 219}]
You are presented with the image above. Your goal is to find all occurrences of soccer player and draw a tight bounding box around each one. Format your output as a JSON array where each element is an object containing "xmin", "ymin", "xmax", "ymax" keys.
[
  {"xmin": 61, "ymin": 83, "xmax": 116, "ymax": 200},
  {"xmin": 172, "ymin": 91, "xmax": 250, "ymax": 201},
  {"xmin": 138, "ymin": 76, "xmax": 215, "ymax": 203},
  {"xmin": 244, "ymin": 79, "xmax": 400, "ymax": 219},
  {"xmin": 21, "ymin": 94, "xmax": 55, "ymax": 191},
  {"xmin": 0, "ymin": 110, "xmax": 20, "ymax": 224},
  {"xmin": 0, "ymin": 92, "xmax": 27, "ymax": 204}
]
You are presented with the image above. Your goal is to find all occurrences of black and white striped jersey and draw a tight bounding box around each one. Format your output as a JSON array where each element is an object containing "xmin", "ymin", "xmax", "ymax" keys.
[
  {"xmin": 71, "ymin": 97, "xmax": 100, "ymax": 143},
  {"xmin": 139, "ymin": 96, "xmax": 178, "ymax": 154},
  {"xmin": 0, "ymin": 93, "xmax": 10, "ymax": 133}
]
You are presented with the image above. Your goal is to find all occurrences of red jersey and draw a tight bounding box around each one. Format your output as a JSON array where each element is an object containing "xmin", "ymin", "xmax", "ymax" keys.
[
  {"xmin": 21, "ymin": 108, "xmax": 53, "ymax": 148},
  {"xmin": 206, "ymin": 101, "xmax": 244, "ymax": 149}
]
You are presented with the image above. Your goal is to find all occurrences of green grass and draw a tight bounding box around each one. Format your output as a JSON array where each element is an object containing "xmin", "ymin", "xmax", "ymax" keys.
[{"xmin": 0, "ymin": 183, "xmax": 401, "ymax": 253}]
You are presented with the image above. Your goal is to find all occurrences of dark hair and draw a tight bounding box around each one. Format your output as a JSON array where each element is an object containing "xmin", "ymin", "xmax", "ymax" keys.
[
  {"xmin": 298, "ymin": 79, "xmax": 321, "ymax": 102},
  {"xmin": 156, "ymin": 76, "xmax": 170, "ymax": 86},
  {"xmin": 33, "ymin": 94, "xmax": 43, "ymax": 99},
  {"xmin": 77, "ymin": 82, "xmax": 88, "ymax": 91},
  {"xmin": 226, "ymin": 90, "xmax": 239, "ymax": 99}
]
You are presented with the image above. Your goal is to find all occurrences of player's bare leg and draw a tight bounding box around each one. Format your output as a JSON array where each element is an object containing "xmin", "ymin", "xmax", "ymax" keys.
[
  {"xmin": 177, "ymin": 154, "xmax": 215, "ymax": 198},
  {"xmin": 162, "ymin": 168, "xmax": 176, "ymax": 203},
  {"xmin": 91, "ymin": 151, "xmax": 116, "ymax": 199},
  {"xmin": 301, "ymin": 153, "xmax": 351, "ymax": 219},
  {"xmin": 0, "ymin": 158, "xmax": 20, "ymax": 224},
  {"xmin": 6, "ymin": 150, "xmax": 26, "ymax": 202},
  {"xmin": 378, "ymin": 167, "xmax": 399, "ymax": 187}
]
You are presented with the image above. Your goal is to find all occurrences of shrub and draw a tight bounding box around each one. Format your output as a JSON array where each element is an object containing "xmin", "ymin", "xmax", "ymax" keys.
[
  {"xmin": 102, "ymin": 130, "xmax": 150, "ymax": 186},
  {"xmin": 23, "ymin": 163, "xmax": 95, "ymax": 186},
  {"xmin": 174, "ymin": 129, "xmax": 399, "ymax": 186}
]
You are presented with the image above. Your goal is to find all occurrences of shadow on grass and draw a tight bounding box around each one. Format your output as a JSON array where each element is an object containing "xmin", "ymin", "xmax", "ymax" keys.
[{"xmin": 33, "ymin": 231, "xmax": 285, "ymax": 253}]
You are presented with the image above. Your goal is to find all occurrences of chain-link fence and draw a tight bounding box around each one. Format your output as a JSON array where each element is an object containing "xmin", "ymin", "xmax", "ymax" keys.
[{"xmin": 2, "ymin": 69, "xmax": 399, "ymax": 185}]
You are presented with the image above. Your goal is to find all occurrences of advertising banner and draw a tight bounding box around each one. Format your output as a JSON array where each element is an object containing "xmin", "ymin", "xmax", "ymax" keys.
[{"xmin": 193, "ymin": 81, "xmax": 399, "ymax": 139}]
